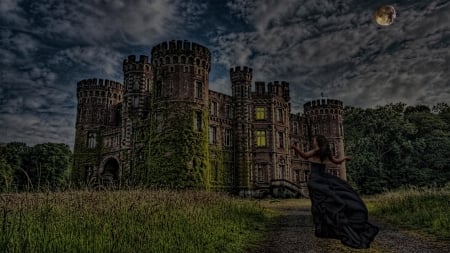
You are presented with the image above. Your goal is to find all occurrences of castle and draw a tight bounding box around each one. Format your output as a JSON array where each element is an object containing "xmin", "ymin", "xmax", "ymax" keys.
[{"xmin": 73, "ymin": 40, "xmax": 346, "ymax": 196}]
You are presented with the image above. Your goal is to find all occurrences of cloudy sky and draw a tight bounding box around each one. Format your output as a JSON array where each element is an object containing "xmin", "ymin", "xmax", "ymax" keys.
[{"xmin": 1, "ymin": 0, "xmax": 450, "ymax": 148}]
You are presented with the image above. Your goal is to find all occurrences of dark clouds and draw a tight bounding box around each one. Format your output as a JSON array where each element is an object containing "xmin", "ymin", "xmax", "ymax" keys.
[
  {"xmin": 1, "ymin": 0, "xmax": 450, "ymax": 148},
  {"xmin": 0, "ymin": 0, "xmax": 208, "ymax": 147},
  {"xmin": 215, "ymin": 0, "xmax": 450, "ymax": 111}
]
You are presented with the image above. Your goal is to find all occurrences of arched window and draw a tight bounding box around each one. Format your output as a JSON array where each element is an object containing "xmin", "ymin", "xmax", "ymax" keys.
[
  {"xmin": 165, "ymin": 57, "xmax": 170, "ymax": 64},
  {"xmin": 181, "ymin": 56, "xmax": 186, "ymax": 64}
]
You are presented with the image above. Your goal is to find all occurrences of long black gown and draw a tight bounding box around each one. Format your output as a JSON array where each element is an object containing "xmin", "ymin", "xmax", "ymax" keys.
[{"xmin": 307, "ymin": 162, "xmax": 379, "ymax": 249}]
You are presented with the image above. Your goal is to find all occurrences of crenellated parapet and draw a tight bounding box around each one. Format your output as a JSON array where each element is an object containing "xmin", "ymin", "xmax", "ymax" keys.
[
  {"xmin": 230, "ymin": 66, "xmax": 252, "ymax": 83},
  {"xmin": 254, "ymin": 81, "xmax": 290, "ymax": 100},
  {"xmin": 123, "ymin": 55, "xmax": 151, "ymax": 72},
  {"xmin": 77, "ymin": 78, "xmax": 122, "ymax": 91},
  {"xmin": 151, "ymin": 40, "xmax": 211, "ymax": 72},
  {"xmin": 77, "ymin": 78, "xmax": 123, "ymax": 104},
  {"xmin": 304, "ymin": 98, "xmax": 344, "ymax": 116}
]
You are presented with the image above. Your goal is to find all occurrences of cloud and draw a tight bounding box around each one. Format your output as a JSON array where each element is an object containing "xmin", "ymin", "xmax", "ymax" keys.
[
  {"xmin": 51, "ymin": 46, "xmax": 124, "ymax": 78},
  {"xmin": 215, "ymin": 0, "xmax": 450, "ymax": 111},
  {"xmin": 0, "ymin": 0, "xmax": 209, "ymax": 148},
  {"xmin": 19, "ymin": 0, "xmax": 208, "ymax": 46}
]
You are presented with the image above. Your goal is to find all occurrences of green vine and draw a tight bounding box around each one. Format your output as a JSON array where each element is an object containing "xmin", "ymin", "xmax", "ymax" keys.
[{"xmin": 144, "ymin": 101, "xmax": 211, "ymax": 189}]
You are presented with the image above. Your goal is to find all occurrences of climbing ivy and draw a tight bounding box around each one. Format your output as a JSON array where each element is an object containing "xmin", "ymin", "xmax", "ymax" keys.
[{"xmin": 145, "ymin": 101, "xmax": 211, "ymax": 189}]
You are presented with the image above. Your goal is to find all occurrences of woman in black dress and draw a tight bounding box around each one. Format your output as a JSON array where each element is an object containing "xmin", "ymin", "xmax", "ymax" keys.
[{"xmin": 290, "ymin": 135, "xmax": 379, "ymax": 249}]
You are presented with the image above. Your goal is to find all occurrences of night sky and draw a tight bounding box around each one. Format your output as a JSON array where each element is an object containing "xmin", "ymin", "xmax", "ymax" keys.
[{"xmin": 1, "ymin": 0, "xmax": 450, "ymax": 148}]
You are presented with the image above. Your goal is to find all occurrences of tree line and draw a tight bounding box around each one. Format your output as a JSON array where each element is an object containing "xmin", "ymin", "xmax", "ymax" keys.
[
  {"xmin": 1, "ymin": 102, "xmax": 449, "ymax": 194},
  {"xmin": 0, "ymin": 143, "xmax": 72, "ymax": 191},
  {"xmin": 344, "ymin": 102, "xmax": 450, "ymax": 194}
]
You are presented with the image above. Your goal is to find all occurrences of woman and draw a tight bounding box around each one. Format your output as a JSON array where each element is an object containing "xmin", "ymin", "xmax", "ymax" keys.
[{"xmin": 290, "ymin": 135, "xmax": 378, "ymax": 249}]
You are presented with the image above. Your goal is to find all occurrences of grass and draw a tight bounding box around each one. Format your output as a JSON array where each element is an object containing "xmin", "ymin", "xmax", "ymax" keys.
[
  {"xmin": 0, "ymin": 189, "xmax": 274, "ymax": 253},
  {"xmin": 365, "ymin": 186, "xmax": 450, "ymax": 240}
]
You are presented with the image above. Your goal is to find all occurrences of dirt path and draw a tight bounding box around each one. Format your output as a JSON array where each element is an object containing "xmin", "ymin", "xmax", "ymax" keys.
[{"xmin": 248, "ymin": 199, "xmax": 450, "ymax": 253}]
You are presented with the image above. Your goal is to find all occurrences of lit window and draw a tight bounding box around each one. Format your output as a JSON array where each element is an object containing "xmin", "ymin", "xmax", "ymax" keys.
[
  {"xmin": 256, "ymin": 130, "xmax": 266, "ymax": 147},
  {"xmin": 255, "ymin": 107, "xmax": 266, "ymax": 120}
]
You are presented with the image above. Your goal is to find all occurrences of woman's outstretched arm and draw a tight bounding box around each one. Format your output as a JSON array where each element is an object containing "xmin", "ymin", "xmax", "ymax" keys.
[
  {"xmin": 328, "ymin": 154, "xmax": 352, "ymax": 164},
  {"xmin": 290, "ymin": 144, "xmax": 318, "ymax": 159}
]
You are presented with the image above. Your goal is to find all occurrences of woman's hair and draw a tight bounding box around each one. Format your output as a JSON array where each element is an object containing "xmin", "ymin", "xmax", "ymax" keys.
[{"xmin": 314, "ymin": 135, "xmax": 331, "ymax": 162}]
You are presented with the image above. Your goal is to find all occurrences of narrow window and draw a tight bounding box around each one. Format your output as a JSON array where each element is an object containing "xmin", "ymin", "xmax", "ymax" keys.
[
  {"xmin": 278, "ymin": 108, "xmax": 283, "ymax": 122},
  {"xmin": 278, "ymin": 132, "xmax": 284, "ymax": 148},
  {"xmin": 210, "ymin": 101, "xmax": 218, "ymax": 116},
  {"xmin": 256, "ymin": 130, "xmax": 266, "ymax": 147},
  {"xmin": 87, "ymin": 133, "xmax": 97, "ymax": 148},
  {"xmin": 156, "ymin": 81, "xmax": 162, "ymax": 97},
  {"xmin": 224, "ymin": 129, "xmax": 232, "ymax": 146},
  {"xmin": 195, "ymin": 82, "xmax": 202, "ymax": 98},
  {"xmin": 209, "ymin": 126, "xmax": 217, "ymax": 144},
  {"xmin": 255, "ymin": 107, "xmax": 266, "ymax": 120},
  {"xmin": 194, "ymin": 111, "xmax": 202, "ymax": 131}
]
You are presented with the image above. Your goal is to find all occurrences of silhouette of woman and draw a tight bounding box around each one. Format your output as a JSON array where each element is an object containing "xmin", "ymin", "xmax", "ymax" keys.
[{"xmin": 290, "ymin": 135, "xmax": 379, "ymax": 249}]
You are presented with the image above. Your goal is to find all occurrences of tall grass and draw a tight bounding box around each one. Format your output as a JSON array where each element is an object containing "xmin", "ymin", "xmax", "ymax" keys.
[
  {"xmin": 0, "ymin": 190, "xmax": 273, "ymax": 253},
  {"xmin": 366, "ymin": 186, "xmax": 450, "ymax": 240}
]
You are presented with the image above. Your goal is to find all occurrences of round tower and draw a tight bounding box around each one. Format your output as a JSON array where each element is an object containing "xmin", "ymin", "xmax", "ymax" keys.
[
  {"xmin": 304, "ymin": 98, "xmax": 346, "ymax": 180},
  {"xmin": 148, "ymin": 40, "xmax": 212, "ymax": 188},
  {"xmin": 230, "ymin": 66, "xmax": 253, "ymax": 193},
  {"xmin": 73, "ymin": 78, "xmax": 123, "ymax": 184}
]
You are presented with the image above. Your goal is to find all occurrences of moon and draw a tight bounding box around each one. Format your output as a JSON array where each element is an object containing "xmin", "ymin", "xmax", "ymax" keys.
[{"xmin": 374, "ymin": 5, "xmax": 396, "ymax": 26}]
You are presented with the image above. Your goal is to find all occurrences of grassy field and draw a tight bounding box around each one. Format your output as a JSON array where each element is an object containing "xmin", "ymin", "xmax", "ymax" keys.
[
  {"xmin": 366, "ymin": 187, "xmax": 450, "ymax": 240},
  {"xmin": 0, "ymin": 190, "xmax": 274, "ymax": 253}
]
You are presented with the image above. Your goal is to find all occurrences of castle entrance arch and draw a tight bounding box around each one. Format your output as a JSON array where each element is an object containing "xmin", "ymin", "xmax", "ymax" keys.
[{"xmin": 101, "ymin": 158, "xmax": 120, "ymax": 186}]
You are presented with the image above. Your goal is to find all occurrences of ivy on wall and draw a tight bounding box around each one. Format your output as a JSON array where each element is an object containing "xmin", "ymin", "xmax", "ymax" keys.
[{"xmin": 145, "ymin": 101, "xmax": 211, "ymax": 189}]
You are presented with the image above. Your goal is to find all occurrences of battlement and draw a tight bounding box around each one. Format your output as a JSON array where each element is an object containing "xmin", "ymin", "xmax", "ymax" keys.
[
  {"xmin": 123, "ymin": 55, "xmax": 149, "ymax": 65},
  {"xmin": 230, "ymin": 66, "xmax": 253, "ymax": 82},
  {"xmin": 304, "ymin": 98, "xmax": 343, "ymax": 115},
  {"xmin": 151, "ymin": 40, "xmax": 210, "ymax": 55},
  {"xmin": 151, "ymin": 40, "xmax": 211, "ymax": 68},
  {"xmin": 254, "ymin": 81, "xmax": 289, "ymax": 99},
  {"xmin": 77, "ymin": 78, "xmax": 123, "ymax": 90}
]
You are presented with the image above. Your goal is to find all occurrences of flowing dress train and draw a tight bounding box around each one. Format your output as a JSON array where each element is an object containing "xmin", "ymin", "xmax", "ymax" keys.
[{"xmin": 307, "ymin": 162, "xmax": 379, "ymax": 249}]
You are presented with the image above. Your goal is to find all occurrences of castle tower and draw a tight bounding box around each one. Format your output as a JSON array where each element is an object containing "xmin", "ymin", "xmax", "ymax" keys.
[
  {"xmin": 122, "ymin": 55, "xmax": 152, "ymax": 182},
  {"xmin": 73, "ymin": 78, "xmax": 123, "ymax": 184},
  {"xmin": 230, "ymin": 66, "xmax": 253, "ymax": 193},
  {"xmin": 148, "ymin": 40, "xmax": 212, "ymax": 188},
  {"xmin": 122, "ymin": 55, "xmax": 152, "ymax": 146},
  {"xmin": 304, "ymin": 99, "xmax": 346, "ymax": 180}
]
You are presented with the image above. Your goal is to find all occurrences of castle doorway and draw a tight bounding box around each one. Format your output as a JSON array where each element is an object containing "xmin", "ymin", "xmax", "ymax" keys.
[{"xmin": 101, "ymin": 158, "xmax": 120, "ymax": 186}]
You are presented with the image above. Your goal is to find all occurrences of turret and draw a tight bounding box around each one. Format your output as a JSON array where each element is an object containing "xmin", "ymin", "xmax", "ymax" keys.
[
  {"xmin": 146, "ymin": 40, "xmax": 212, "ymax": 189},
  {"xmin": 76, "ymin": 78, "xmax": 123, "ymax": 126},
  {"xmin": 230, "ymin": 66, "xmax": 253, "ymax": 192},
  {"xmin": 304, "ymin": 98, "xmax": 346, "ymax": 180}
]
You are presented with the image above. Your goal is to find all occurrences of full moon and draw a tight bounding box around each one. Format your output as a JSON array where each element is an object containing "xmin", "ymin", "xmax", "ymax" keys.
[{"xmin": 374, "ymin": 5, "xmax": 396, "ymax": 26}]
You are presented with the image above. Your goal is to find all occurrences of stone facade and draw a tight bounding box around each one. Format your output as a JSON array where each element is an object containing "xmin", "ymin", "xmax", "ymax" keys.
[{"xmin": 73, "ymin": 40, "xmax": 345, "ymax": 196}]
